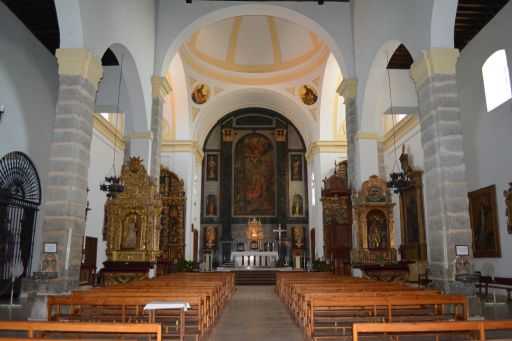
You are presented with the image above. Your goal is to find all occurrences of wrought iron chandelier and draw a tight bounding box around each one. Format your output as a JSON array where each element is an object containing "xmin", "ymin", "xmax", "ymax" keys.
[
  {"xmin": 384, "ymin": 50, "xmax": 411, "ymax": 194},
  {"xmin": 100, "ymin": 54, "xmax": 125, "ymax": 198}
]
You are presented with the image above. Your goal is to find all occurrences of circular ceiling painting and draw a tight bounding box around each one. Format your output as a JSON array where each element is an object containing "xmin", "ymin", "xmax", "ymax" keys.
[
  {"xmin": 191, "ymin": 83, "xmax": 210, "ymax": 105},
  {"xmin": 299, "ymin": 84, "xmax": 318, "ymax": 105}
]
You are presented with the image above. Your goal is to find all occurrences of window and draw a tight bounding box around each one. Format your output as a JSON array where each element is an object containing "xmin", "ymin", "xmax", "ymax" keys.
[{"xmin": 482, "ymin": 50, "xmax": 512, "ymax": 111}]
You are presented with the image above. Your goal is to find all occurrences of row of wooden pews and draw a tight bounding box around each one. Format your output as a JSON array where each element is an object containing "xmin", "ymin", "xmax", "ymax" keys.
[
  {"xmin": 276, "ymin": 272, "xmax": 469, "ymax": 340},
  {"xmin": 46, "ymin": 272, "xmax": 235, "ymax": 341}
]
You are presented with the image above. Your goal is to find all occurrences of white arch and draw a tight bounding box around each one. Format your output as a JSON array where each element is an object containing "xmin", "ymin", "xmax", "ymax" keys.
[
  {"xmin": 360, "ymin": 40, "xmax": 402, "ymax": 133},
  {"xmin": 55, "ymin": 0, "xmax": 84, "ymax": 48},
  {"xmin": 95, "ymin": 44, "xmax": 148, "ymax": 133},
  {"xmin": 319, "ymin": 53, "xmax": 343, "ymax": 141},
  {"xmin": 156, "ymin": 3, "xmax": 350, "ymax": 78},
  {"xmin": 193, "ymin": 88, "xmax": 314, "ymax": 148},
  {"xmin": 430, "ymin": 0, "xmax": 458, "ymax": 48}
]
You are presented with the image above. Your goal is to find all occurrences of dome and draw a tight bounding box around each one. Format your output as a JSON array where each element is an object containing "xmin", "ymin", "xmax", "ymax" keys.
[{"xmin": 180, "ymin": 15, "xmax": 330, "ymax": 83}]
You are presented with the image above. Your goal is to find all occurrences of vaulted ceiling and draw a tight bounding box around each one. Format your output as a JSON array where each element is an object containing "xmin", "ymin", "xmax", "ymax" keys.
[{"xmin": 1, "ymin": 0, "xmax": 509, "ymax": 69}]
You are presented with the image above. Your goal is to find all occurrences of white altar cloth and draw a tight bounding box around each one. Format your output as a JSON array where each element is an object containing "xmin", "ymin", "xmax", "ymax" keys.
[{"xmin": 231, "ymin": 251, "xmax": 278, "ymax": 267}]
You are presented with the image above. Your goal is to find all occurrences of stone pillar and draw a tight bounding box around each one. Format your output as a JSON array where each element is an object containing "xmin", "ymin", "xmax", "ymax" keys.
[
  {"xmin": 354, "ymin": 132, "xmax": 380, "ymax": 186},
  {"xmin": 31, "ymin": 48, "xmax": 102, "ymax": 319},
  {"xmin": 150, "ymin": 76, "xmax": 171, "ymax": 179},
  {"xmin": 337, "ymin": 79, "xmax": 357, "ymax": 188},
  {"xmin": 126, "ymin": 131, "xmax": 153, "ymax": 171},
  {"xmin": 410, "ymin": 48, "xmax": 473, "ymax": 295}
]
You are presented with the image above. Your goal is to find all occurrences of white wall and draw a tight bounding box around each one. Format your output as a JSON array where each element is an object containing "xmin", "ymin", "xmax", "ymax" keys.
[
  {"xmin": 85, "ymin": 129, "xmax": 124, "ymax": 270},
  {"xmin": 383, "ymin": 122, "xmax": 424, "ymax": 260},
  {"xmin": 0, "ymin": 3, "xmax": 59, "ymax": 273},
  {"xmin": 457, "ymin": 2, "xmax": 512, "ymax": 277}
]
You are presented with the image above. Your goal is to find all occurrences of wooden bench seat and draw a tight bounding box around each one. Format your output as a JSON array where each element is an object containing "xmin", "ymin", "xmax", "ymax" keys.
[
  {"xmin": 477, "ymin": 276, "xmax": 512, "ymax": 301},
  {"xmin": 0, "ymin": 321, "xmax": 162, "ymax": 341},
  {"xmin": 352, "ymin": 320, "xmax": 512, "ymax": 340}
]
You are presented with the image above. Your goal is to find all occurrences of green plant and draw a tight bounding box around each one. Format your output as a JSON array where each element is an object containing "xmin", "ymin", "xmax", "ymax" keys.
[
  {"xmin": 313, "ymin": 258, "xmax": 334, "ymax": 272},
  {"xmin": 174, "ymin": 259, "xmax": 200, "ymax": 272}
]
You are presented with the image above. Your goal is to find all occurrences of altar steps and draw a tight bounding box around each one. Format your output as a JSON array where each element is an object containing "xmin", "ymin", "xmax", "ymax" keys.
[{"xmin": 234, "ymin": 271, "xmax": 276, "ymax": 285}]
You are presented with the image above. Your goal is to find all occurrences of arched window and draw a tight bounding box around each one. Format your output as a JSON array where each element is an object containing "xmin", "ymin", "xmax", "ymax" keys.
[{"xmin": 482, "ymin": 50, "xmax": 512, "ymax": 111}]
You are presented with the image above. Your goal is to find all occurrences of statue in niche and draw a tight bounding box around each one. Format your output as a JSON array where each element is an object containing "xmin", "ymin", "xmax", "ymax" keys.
[
  {"xmin": 292, "ymin": 194, "xmax": 303, "ymax": 216},
  {"xmin": 206, "ymin": 194, "xmax": 217, "ymax": 216},
  {"xmin": 123, "ymin": 215, "xmax": 139, "ymax": 249},
  {"xmin": 367, "ymin": 211, "xmax": 388, "ymax": 250}
]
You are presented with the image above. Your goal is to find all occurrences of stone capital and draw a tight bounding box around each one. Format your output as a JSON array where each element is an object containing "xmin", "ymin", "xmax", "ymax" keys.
[
  {"xmin": 127, "ymin": 131, "xmax": 154, "ymax": 140},
  {"xmin": 305, "ymin": 140, "xmax": 347, "ymax": 164},
  {"xmin": 56, "ymin": 48, "xmax": 103, "ymax": 90},
  {"xmin": 337, "ymin": 78, "xmax": 358, "ymax": 103},
  {"xmin": 410, "ymin": 48, "xmax": 460, "ymax": 88},
  {"xmin": 355, "ymin": 131, "xmax": 379, "ymax": 141},
  {"xmin": 151, "ymin": 76, "xmax": 172, "ymax": 100},
  {"xmin": 161, "ymin": 140, "xmax": 204, "ymax": 162}
]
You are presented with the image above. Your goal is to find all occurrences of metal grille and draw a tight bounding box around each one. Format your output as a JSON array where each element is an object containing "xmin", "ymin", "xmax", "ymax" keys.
[{"xmin": 0, "ymin": 151, "xmax": 41, "ymax": 296}]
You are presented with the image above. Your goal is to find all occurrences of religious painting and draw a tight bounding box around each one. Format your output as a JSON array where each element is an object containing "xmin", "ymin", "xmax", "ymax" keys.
[
  {"xmin": 292, "ymin": 194, "xmax": 304, "ymax": 216},
  {"xmin": 206, "ymin": 194, "xmax": 217, "ymax": 216},
  {"xmin": 122, "ymin": 214, "xmax": 140, "ymax": 249},
  {"xmin": 403, "ymin": 189, "xmax": 419, "ymax": 244},
  {"xmin": 290, "ymin": 154, "xmax": 303, "ymax": 181},
  {"xmin": 367, "ymin": 210, "xmax": 388, "ymax": 250},
  {"xmin": 206, "ymin": 154, "xmax": 218, "ymax": 181},
  {"xmin": 504, "ymin": 182, "xmax": 512, "ymax": 234},
  {"xmin": 468, "ymin": 185, "xmax": 501, "ymax": 257},
  {"xmin": 299, "ymin": 84, "xmax": 318, "ymax": 105},
  {"xmin": 233, "ymin": 133, "xmax": 275, "ymax": 216},
  {"xmin": 292, "ymin": 226, "xmax": 305, "ymax": 249},
  {"xmin": 204, "ymin": 225, "xmax": 217, "ymax": 249},
  {"xmin": 191, "ymin": 83, "xmax": 210, "ymax": 105}
]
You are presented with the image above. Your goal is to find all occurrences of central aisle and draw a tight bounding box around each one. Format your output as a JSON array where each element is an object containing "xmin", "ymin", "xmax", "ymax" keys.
[{"xmin": 208, "ymin": 285, "xmax": 303, "ymax": 341}]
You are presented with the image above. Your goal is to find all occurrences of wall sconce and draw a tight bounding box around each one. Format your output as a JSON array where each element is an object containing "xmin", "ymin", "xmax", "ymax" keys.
[{"xmin": 0, "ymin": 105, "xmax": 4, "ymax": 121}]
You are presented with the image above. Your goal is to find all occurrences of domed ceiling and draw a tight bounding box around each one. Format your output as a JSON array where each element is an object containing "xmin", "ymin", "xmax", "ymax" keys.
[{"xmin": 180, "ymin": 15, "xmax": 331, "ymax": 84}]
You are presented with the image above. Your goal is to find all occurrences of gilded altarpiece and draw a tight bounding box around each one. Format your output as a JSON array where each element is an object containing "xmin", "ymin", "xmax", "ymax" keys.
[
  {"xmin": 159, "ymin": 166, "xmax": 186, "ymax": 262},
  {"xmin": 352, "ymin": 175, "xmax": 397, "ymax": 265},
  {"xmin": 321, "ymin": 161, "xmax": 352, "ymax": 275},
  {"xmin": 104, "ymin": 157, "xmax": 162, "ymax": 263}
]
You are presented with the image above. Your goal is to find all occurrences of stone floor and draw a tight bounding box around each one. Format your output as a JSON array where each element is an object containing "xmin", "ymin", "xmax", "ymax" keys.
[
  {"xmin": 207, "ymin": 285, "xmax": 303, "ymax": 341},
  {"xmin": 1, "ymin": 286, "xmax": 512, "ymax": 340}
]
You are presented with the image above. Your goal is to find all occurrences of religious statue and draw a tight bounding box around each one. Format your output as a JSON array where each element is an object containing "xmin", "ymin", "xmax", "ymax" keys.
[
  {"xmin": 206, "ymin": 194, "xmax": 217, "ymax": 216},
  {"xmin": 207, "ymin": 155, "xmax": 217, "ymax": 180},
  {"xmin": 205, "ymin": 225, "xmax": 216, "ymax": 249},
  {"xmin": 123, "ymin": 215, "xmax": 138, "ymax": 249},
  {"xmin": 292, "ymin": 194, "xmax": 303, "ymax": 216},
  {"xmin": 369, "ymin": 219, "xmax": 381, "ymax": 249}
]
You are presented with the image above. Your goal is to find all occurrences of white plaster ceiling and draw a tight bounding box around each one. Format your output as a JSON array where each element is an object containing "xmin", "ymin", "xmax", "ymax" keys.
[{"xmin": 180, "ymin": 15, "xmax": 329, "ymax": 83}]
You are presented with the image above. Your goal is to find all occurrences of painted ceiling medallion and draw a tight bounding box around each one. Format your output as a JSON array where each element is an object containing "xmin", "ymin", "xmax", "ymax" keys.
[
  {"xmin": 191, "ymin": 83, "xmax": 210, "ymax": 105},
  {"xmin": 299, "ymin": 84, "xmax": 318, "ymax": 105}
]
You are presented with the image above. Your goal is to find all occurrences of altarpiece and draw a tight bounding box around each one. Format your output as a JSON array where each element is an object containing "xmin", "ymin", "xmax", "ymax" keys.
[
  {"xmin": 321, "ymin": 161, "xmax": 352, "ymax": 275},
  {"xmin": 101, "ymin": 157, "xmax": 162, "ymax": 285}
]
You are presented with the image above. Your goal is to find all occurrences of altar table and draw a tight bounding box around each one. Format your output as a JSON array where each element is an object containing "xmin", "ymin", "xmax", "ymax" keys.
[{"xmin": 231, "ymin": 251, "xmax": 278, "ymax": 267}]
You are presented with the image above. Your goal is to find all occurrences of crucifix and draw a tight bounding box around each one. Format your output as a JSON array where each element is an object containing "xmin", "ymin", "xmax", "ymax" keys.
[{"xmin": 273, "ymin": 224, "xmax": 287, "ymax": 258}]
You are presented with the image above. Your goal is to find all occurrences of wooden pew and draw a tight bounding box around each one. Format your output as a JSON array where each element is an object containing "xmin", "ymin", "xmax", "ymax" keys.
[
  {"xmin": 352, "ymin": 320, "xmax": 512, "ymax": 340},
  {"xmin": 309, "ymin": 295, "xmax": 467, "ymax": 340},
  {"xmin": 477, "ymin": 275, "xmax": 512, "ymax": 301},
  {"xmin": 0, "ymin": 321, "xmax": 162, "ymax": 340}
]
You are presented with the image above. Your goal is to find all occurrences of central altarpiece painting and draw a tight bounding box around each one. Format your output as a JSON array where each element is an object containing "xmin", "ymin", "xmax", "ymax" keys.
[{"xmin": 200, "ymin": 109, "xmax": 308, "ymax": 266}]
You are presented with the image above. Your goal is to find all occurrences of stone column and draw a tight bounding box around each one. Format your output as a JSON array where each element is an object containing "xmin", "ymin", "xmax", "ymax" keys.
[
  {"xmin": 150, "ymin": 76, "xmax": 171, "ymax": 179},
  {"xmin": 410, "ymin": 48, "xmax": 473, "ymax": 295},
  {"xmin": 31, "ymin": 48, "xmax": 102, "ymax": 319},
  {"xmin": 126, "ymin": 131, "xmax": 153, "ymax": 171},
  {"xmin": 337, "ymin": 79, "xmax": 357, "ymax": 188}
]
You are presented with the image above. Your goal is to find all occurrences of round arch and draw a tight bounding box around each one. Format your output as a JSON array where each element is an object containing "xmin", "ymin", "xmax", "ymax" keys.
[
  {"xmin": 157, "ymin": 4, "xmax": 348, "ymax": 78},
  {"xmin": 95, "ymin": 44, "xmax": 148, "ymax": 133},
  {"xmin": 359, "ymin": 39, "xmax": 403, "ymax": 133},
  {"xmin": 193, "ymin": 88, "xmax": 315, "ymax": 148}
]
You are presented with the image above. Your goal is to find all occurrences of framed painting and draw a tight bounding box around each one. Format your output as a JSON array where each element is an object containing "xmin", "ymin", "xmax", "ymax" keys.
[
  {"xmin": 468, "ymin": 185, "xmax": 501, "ymax": 258},
  {"xmin": 290, "ymin": 154, "xmax": 303, "ymax": 181},
  {"xmin": 206, "ymin": 153, "xmax": 218, "ymax": 181}
]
